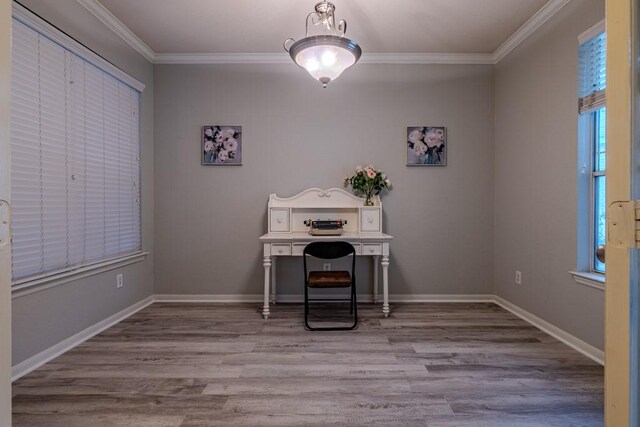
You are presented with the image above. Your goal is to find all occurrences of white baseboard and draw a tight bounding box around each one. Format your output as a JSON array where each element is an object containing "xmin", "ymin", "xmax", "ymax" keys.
[
  {"xmin": 493, "ymin": 296, "xmax": 604, "ymax": 365},
  {"xmin": 153, "ymin": 294, "xmax": 263, "ymax": 303},
  {"xmin": 153, "ymin": 294, "xmax": 382, "ymax": 304},
  {"xmin": 11, "ymin": 293, "xmax": 604, "ymax": 382},
  {"xmin": 269, "ymin": 294, "xmax": 494, "ymax": 303},
  {"xmin": 388, "ymin": 294, "xmax": 494, "ymax": 303},
  {"xmin": 152, "ymin": 293, "xmax": 495, "ymax": 304},
  {"xmin": 11, "ymin": 296, "xmax": 154, "ymax": 381}
]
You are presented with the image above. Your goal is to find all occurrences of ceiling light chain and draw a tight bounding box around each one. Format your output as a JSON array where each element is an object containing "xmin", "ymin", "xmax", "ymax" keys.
[{"xmin": 305, "ymin": 2, "xmax": 346, "ymax": 37}]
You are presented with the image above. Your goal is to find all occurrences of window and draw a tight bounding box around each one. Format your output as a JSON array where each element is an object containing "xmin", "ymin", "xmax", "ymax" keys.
[
  {"xmin": 578, "ymin": 31, "xmax": 606, "ymax": 274},
  {"xmin": 10, "ymin": 14, "xmax": 142, "ymax": 285},
  {"xmin": 591, "ymin": 107, "xmax": 606, "ymax": 272}
]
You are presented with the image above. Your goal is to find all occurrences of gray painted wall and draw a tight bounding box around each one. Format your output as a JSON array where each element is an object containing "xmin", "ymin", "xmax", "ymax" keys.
[
  {"xmin": 11, "ymin": 0, "xmax": 154, "ymax": 364},
  {"xmin": 10, "ymin": 0, "xmax": 607, "ymax": 366},
  {"xmin": 153, "ymin": 64, "xmax": 495, "ymax": 297},
  {"xmin": 493, "ymin": 0, "xmax": 605, "ymax": 349}
]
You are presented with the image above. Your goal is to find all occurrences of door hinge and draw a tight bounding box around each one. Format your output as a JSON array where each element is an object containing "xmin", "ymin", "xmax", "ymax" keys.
[{"xmin": 608, "ymin": 200, "xmax": 640, "ymax": 248}]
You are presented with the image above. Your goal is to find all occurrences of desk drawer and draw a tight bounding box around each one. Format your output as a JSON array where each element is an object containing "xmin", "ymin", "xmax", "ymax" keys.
[
  {"xmin": 348, "ymin": 242, "xmax": 361, "ymax": 255},
  {"xmin": 292, "ymin": 243, "xmax": 308, "ymax": 256},
  {"xmin": 362, "ymin": 243, "xmax": 382, "ymax": 255},
  {"xmin": 360, "ymin": 208, "xmax": 381, "ymax": 232},
  {"xmin": 293, "ymin": 242, "xmax": 360, "ymax": 256},
  {"xmin": 271, "ymin": 243, "xmax": 291, "ymax": 256},
  {"xmin": 270, "ymin": 208, "xmax": 290, "ymax": 232}
]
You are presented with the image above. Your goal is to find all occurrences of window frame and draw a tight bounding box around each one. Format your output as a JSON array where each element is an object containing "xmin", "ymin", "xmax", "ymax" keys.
[
  {"xmin": 589, "ymin": 108, "xmax": 606, "ymax": 274},
  {"xmin": 571, "ymin": 21, "xmax": 606, "ymax": 289},
  {"xmin": 10, "ymin": 3, "xmax": 147, "ymax": 293}
]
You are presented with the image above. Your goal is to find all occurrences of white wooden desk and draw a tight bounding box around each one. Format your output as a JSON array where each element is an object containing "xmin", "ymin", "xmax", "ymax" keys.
[
  {"xmin": 258, "ymin": 188, "xmax": 393, "ymax": 319},
  {"xmin": 259, "ymin": 232, "xmax": 393, "ymax": 319}
]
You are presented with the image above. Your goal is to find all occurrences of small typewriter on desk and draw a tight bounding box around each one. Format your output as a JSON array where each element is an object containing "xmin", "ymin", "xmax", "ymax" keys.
[{"xmin": 304, "ymin": 219, "xmax": 347, "ymax": 236}]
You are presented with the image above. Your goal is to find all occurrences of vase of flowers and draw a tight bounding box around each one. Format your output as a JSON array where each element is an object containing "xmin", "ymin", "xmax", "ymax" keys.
[{"xmin": 344, "ymin": 165, "xmax": 391, "ymax": 206}]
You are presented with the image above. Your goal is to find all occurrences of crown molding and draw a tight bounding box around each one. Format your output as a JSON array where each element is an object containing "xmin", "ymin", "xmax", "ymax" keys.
[
  {"xmin": 154, "ymin": 53, "xmax": 290, "ymax": 64},
  {"xmin": 76, "ymin": 0, "xmax": 156, "ymax": 62},
  {"xmin": 154, "ymin": 52, "xmax": 495, "ymax": 65},
  {"xmin": 492, "ymin": 0, "xmax": 572, "ymax": 63},
  {"xmin": 14, "ymin": 2, "xmax": 145, "ymax": 92},
  {"xmin": 360, "ymin": 53, "xmax": 494, "ymax": 65},
  {"xmin": 77, "ymin": 0, "xmax": 573, "ymax": 65}
]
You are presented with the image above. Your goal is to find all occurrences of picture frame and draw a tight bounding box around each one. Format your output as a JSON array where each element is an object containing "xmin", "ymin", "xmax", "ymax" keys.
[
  {"xmin": 202, "ymin": 125, "xmax": 242, "ymax": 165},
  {"xmin": 406, "ymin": 126, "xmax": 446, "ymax": 166}
]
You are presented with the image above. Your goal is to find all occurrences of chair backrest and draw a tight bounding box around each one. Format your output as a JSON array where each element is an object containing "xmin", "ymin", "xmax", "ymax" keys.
[{"xmin": 303, "ymin": 241, "xmax": 355, "ymax": 259}]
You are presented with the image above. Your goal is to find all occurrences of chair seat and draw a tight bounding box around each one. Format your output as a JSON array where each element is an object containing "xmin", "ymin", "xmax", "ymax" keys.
[{"xmin": 308, "ymin": 271, "xmax": 352, "ymax": 288}]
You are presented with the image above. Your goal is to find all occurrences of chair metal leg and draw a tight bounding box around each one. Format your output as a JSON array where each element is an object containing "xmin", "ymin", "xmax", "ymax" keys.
[
  {"xmin": 304, "ymin": 281, "xmax": 311, "ymax": 330},
  {"xmin": 305, "ymin": 281, "xmax": 358, "ymax": 331},
  {"xmin": 351, "ymin": 279, "xmax": 358, "ymax": 329},
  {"xmin": 350, "ymin": 284, "xmax": 354, "ymax": 315}
]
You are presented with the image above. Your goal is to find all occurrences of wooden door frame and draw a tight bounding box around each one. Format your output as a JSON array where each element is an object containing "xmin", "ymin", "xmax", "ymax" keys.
[
  {"xmin": 605, "ymin": 0, "xmax": 633, "ymax": 424},
  {"xmin": 0, "ymin": 0, "xmax": 11, "ymax": 424}
]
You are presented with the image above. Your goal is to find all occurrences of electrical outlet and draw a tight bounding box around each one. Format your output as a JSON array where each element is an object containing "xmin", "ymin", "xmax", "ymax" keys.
[
  {"xmin": 323, "ymin": 263, "xmax": 331, "ymax": 271},
  {"xmin": 116, "ymin": 273, "xmax": 123, "ymax": 288},
  {"xmin": 515, "ymin": 271, "xmax": 522, "ymax": 285}
]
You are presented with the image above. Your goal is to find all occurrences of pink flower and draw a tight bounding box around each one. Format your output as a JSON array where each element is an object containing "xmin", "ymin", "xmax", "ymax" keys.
[
  {"xmin": 414, "ymin": 141, "xmax": 428, "ymax": 157},
  {"xmin": 367, "ymin": 169, "xmax": 376, "ymax": 179},
  {"xmin": 425, "ymin": 129, "xmax": 444, "ymax": 148},
  {"xmin": 223, "ymin": 137, "xmax": 238, "ymax": 152},
  {"xmin": 408, "ymin": 129, "xmax": 423, "ymax": 144},
  {"xmin": 204, "ymin": 140, "xmax": 214, "ymax": 153},
  {"xmin": 221, "ymin": 128, "xmax": 236, "ymax": 139}
]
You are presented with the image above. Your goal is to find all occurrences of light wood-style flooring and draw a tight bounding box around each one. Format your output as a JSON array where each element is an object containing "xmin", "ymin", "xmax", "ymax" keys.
[{"xmin": 12, "ymin": 302, "xmax": 604, "ymax": 426}]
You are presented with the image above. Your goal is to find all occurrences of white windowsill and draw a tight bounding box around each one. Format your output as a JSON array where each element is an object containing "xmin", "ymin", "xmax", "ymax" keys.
[
  {"xmin": 569, "ymin": 271, "xmax": 605, "ymax": 291},
  {"xmin": 11, "ymin": 252, "xmax": 149, "ymax": 299}
]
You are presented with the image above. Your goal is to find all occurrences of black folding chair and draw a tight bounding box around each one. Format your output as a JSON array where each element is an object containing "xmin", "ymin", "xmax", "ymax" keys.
[{"xmin": 303, "ymin": 241, "xmax": 357, "ymax": 331}]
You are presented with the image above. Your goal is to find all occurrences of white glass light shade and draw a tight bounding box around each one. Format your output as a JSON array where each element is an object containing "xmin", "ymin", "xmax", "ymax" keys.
[{"xmin": 288, "ymin": 35, "xmax": 361, "ymax": 88}]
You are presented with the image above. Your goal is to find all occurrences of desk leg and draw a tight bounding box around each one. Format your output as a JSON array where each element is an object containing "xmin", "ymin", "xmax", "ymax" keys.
[
  {"xmin": 270, "ymin": 257, "xmax": 277, "ymax": 304},
  {"xmin": 381, "ymin": 253, "xmax": 390, "ymax": 318},
  {"xmin": 372, "ymin": 256, "xmax": 379, "ymax": 304},
  {"xmin": 263, "ymin": 256, "xmax": 271, "ymax": 319}
]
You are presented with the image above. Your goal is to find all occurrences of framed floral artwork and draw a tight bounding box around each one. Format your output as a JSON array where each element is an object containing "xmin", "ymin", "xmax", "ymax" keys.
[
  {"xmin": 406, "ymin": 126, "xmax": 446, "ymax": 166},
  {"xmin": 202, "ymin": 125, "xmax": 242, "ymax": 165}
]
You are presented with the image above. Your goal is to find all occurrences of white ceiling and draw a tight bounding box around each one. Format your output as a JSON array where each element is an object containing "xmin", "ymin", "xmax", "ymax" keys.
[{"xmin": 95, "ymin": 0, "xmax": 548, "ymax": 55}]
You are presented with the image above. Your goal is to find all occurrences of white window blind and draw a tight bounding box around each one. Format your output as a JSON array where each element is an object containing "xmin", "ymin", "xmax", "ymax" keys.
[
  {"xmin": 578, "ymin": 32, "xmax": 606, "ymax": 113},
  {"xmin": 10, "ymin": 18, "xmax": 141, "ymax": 284}
]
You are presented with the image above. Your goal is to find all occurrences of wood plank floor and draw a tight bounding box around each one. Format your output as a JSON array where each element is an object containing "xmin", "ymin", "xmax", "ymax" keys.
[{"xmin": 12, "ymin": 303, "xmax": 604, "ymax": 426}]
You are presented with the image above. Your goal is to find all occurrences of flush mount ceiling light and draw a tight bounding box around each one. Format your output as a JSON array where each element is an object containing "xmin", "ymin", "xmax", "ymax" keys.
[{"xmin": 284, "ymin": 1, "xmax": 362, "ymax": 88}]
